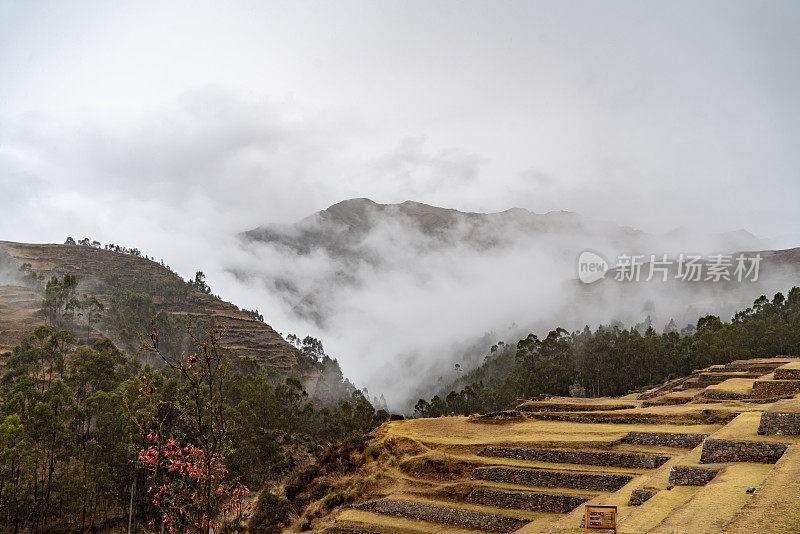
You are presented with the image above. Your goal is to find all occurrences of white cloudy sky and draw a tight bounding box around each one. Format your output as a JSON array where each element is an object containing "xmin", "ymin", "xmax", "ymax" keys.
[
  {"xmin": 2, "ymin": 1, "xmax": 799, "ymax": 238},
  {"xmin": 1, "ymin": 1, "xmax": 799, "ymax": 402}
]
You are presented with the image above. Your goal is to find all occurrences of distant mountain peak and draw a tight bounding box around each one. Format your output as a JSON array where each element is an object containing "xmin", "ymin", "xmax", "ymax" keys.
[{"xmin": 241, "ymin": 198, "xmax": 600, "ymax": 269}]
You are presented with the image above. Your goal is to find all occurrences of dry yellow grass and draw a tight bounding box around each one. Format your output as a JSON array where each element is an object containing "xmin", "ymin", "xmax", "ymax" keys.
[
  {"xmin": 333, "ymin": 509, "xmax": 487, "ymax": 533},
  {"xmin": 711, "ymin": 411, "xmax": 799, "ymax": 444},
  {"xmin": 631, "ymin": 443, "xmax": 704, "ymax": 490},
  {"xmin": 517, "ymin": 397, "xmax": 638, "ymax": 410},
  {"xmin": 660, "ymin": 389, "xmax": 700, "ymax": 400},
  {"xmin": 320, "ymin": 362, "xmax": 800, "ymax": 533},
  {"xmin": 706, "ymin": 378, "xmax": 756, "ymax": 395},
  {"xmin": 389, "ymin": 494, "xmax": 555, "ymax": 521},
  {"xmin": 385, "ymin": 417, "xmax": 720, "ymax": 448},
  {"xmin": 617, "ymin": 486, "xmax": 697, "ymax": 533},
  {"xmin": 471, "ymin": 479, "xmax": 600, "ymax": 498},
  {"xmin": 451, "ymin": 452, "xmax": 648, "ymax": 475},
  {"xmin": 724, "ymin": 444, "xmax": 800, "ymax": 534},
  {"xmin": 647, "ymin": 462, "xmax": 773, "ymax": 533},
  {"xmin": 766, "ymin": 397, "xmax": 800, "ymax": 414},
  {"xmin": 386, "ymin": 417, "xmax": 624, "ymax": 448},
  {"xmin": 0, "ymin": 284, "xmax": 43, "ymax": 353},
  {"xmin": 336, "ymin": 505, "xmax": 560, "ymax": 534},
  {"xmin": 585, "ymin": 401, "xmax": 757, "ymax": 419},
  {"xmin": 535, "ymin": 474, "xmax": 646, "ymax": 533},
  {"xmin": 0, "ymin": 241, "xmax": 306, "ymax": 372},
  {"xmin": 732, "ymin": 358, "xmax": 795, "ymax": 364}
]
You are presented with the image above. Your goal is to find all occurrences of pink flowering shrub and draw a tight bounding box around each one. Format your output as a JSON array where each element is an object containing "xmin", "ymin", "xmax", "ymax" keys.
[
  {"xmin": 138, "ymin": 432, "xmax": 249, "ymax": 533},
  {"xmin": 134, "ymin": 322, "xmax": 251, "ymax": 534}
]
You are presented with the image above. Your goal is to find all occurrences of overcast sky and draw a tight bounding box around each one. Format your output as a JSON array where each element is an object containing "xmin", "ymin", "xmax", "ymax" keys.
[
  {"xmin": 3, "ymin": 1, "xmax": 799, "ymax": 403},
  {"xmin": 2, "ymin": 0, "xmax": 799, "ymax": 243}
]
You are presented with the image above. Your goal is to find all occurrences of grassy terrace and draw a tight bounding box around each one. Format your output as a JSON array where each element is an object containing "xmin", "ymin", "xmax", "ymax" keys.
[
  {"xmin": 384, "ymin": 416, "xmax": 721, "ymax": 449},
  {"xmin": 712, "ymin": 411, "xmax": 799, "ymax": 444},
  {"xmin": 334, "ymin": 509, "xmax": 488, "ymax": 533},
  {"xmin": 766, "ymin": 397, "xmax": 800, "ymax": 413},
  {"xmin": 517, "ymin": 397, "xmax": 639, "ymax": 411},
  {"xmin": 453, "ymin": 453, "xmax": 651, "ymax": 475},
  {"xmin": 535, "ymin": 442, "xmax": 703, "ymax": 533},
  {"xmin": 706, "ymin": 377, "xmax": 757, "ymax": 395},
  {"xmin": 321, "ymin": 358, "xmax": 800, "ymax": 534},
  {"xmin": 647, "ymin": 463, "xmax": 773, "ymax": 533},
  {"xmin": 725, "ymin": 444, "xmax": 800, "ymax": 533}
]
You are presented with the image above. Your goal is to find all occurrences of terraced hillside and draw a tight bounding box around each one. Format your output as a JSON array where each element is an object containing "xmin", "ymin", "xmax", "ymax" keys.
[
  {"xmin": 305, "ymin": 357, "xmax": 800, "ymax": 533},
  {"xmin": 0, "ymin": 240, "xmax": 310, "ymax": 377}
]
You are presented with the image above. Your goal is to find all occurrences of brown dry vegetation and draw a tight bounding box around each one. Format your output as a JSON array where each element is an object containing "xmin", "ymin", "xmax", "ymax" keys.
[
  {"xmin": 0, "ymin": 241, "xmax": 309, "ymax": 375},
  {"xmin": 0, "ymin": 283, "xmax": 42, "ymax": 353}
]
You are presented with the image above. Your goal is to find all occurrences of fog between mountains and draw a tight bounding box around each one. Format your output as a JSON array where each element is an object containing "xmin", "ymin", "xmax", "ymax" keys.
[{"xmin": 223, "ymin": 202, "xmax": 794, "ymax": 410}]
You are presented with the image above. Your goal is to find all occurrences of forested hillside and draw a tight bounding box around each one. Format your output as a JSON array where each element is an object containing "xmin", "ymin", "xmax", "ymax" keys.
[
  {"xmin": 0, "ymin": 240, "xmax": 392, "ymax": 532},
  {"xmin": 415, "ymin": 288, "xmax": 800, "ymax": 417},
  {"xmin": 0, "ymin": 240, "xmax": 353, "ymax": 385},
  {"xmin": 0, "ymin": 323, "xmax": 390, "ymax": 532}
]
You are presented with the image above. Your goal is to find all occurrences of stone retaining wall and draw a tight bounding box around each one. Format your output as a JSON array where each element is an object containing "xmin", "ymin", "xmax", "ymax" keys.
[
  {"xmin": 466, "ymin": 488, "xmax": 587, "ymax": 513},
  {"xmin": 668, "ymin": 466, "xmax": 719, "ymax": 486},
  {"xmin": 628, "ymin": 489, "xmax": 657, "ymax": 506},
  {"xmin": 642, "ymin": 397, "xmax": 692, "ymax": 407},
  {"xmin": 351, "ymin": 499, "xmax": 529, "ymax": 533},
  {"xmin": 517, "ymin": 404, "xmax": 633, "ymax": 413},
  {"xmin": 723, "ymin": 363, "xmax": 783, "ymax": 373},
  {"xmin": 526, "ymin": 411, "xmax": 736, "ymax": 425},
  {"xmin": 741, "ymin": 396, "xmax": 794, "ymax": 404},
  {"xmin": 622, "ymin": 431, "xmax": 708, "ymax": 448},
  {"xmin": 472, "ymin": 466, "xmax": 633, "ymax": 492},
  {"xmin": 773, "ymin": 368, "xmax": 800, "ymax": 380},
  {"xmin": 751, "ymin": 380, "xmax": 800, "ymax": 399},
  {"xmin": 524, "ymin": 413, "xmax": 658, "ymax": 425},
  {"xmin": 687, "ymin": 374, "xmax": 760, "ymax": 387},
  {"xmin": 469, "ymin": 410, "xmax": 525, "ymax": 423},
  {"xmin": 478, "ymin": 446, "xmax": 669, "ymax": 468},
  {"xmin": 324, "ymin": 526, "xmax": 381, "ymax": 534},
  {"xmin": 700, "ymin": 439, "xmax": 788, "ymax": 463},
  {"xmin": 639, "ymin": 376, "xmax": 693, "ymax": 400},
  {"xmin": 702, "ymin": 389, "xmax": 750, "ymax": 400},
  {"xmin": 757, "ymin": 412, "xmax": 800, "ymax": 435}
]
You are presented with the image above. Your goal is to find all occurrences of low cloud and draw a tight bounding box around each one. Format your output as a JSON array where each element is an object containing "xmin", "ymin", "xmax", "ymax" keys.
[
  {"xmin": 0, "ymin": 86, "xmax": 798, "ymax": 410},
  {"xmin": 230, "ymin": 200, "xmax": 796, "ymax": 409}
]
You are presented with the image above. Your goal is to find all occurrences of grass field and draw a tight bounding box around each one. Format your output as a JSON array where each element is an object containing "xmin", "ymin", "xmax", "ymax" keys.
[
  {"xmin": 706, "ymin": 378, "xmax": 756, "ymax": 395},
  {"xmin": 766, "ymin": 397, "xmax": 800, "ymax": 414},
  {"xmin": 648, "ymin": 462, "xmax": 773, "ymax": 533},
  {"xmin": 712, "ymin": 411, "xmax": 800, "ymax": 444},
  {"xmin": 334, "ymin": 509, "xmax": 487, "ymax": 533},
  {"xmin": 615, "ymin": 486, "xmax": 698, "ymax": 533},
  {"xmin": 725, "ymin": 444, "xmax": 800, "ymax": 534},
  {"xmin": 318, "ymin": 357, "xmax": 800, "ymax": 534},
  {"xmin": 385, "ymin": 416, "xmax": 720, "ymax": 448}
]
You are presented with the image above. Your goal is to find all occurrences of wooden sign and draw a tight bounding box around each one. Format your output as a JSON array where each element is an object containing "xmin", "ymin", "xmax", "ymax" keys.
[{"xmin": 585, "ymin": 504, "xmax": 617, "ymax": 533}]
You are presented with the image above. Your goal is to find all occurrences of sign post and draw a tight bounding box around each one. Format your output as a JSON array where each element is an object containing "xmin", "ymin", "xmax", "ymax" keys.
[{"xmin": 584, "ymin": 504, "xmax": 617, "ymax": 534}]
